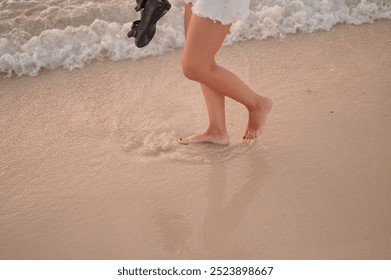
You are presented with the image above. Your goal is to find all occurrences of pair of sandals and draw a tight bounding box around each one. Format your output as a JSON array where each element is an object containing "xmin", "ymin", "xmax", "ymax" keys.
[{"xmin": 127, "ymin": 0, "xmax": 172, "ymax": 48}]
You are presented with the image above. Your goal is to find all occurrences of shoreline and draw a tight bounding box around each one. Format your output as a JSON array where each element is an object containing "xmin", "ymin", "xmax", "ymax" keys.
[{"xmin": 1, "ymin": 19, "xmax": 389, "ymax": 80}]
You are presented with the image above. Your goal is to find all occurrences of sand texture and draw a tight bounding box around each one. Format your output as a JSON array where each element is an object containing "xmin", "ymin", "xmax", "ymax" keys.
[{"xmin": 1, "ymin": 20, "xmax": 391, "ymax": 259}]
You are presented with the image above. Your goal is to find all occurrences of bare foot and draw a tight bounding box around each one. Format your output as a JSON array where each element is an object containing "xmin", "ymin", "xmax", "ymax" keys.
[
  {"xmin": 178, "ymin": 130, "xmax": 229, "ymax": 145},
  {"xmin": 243, "ymin": 96, "xmax": 273, "ymax": 141}
]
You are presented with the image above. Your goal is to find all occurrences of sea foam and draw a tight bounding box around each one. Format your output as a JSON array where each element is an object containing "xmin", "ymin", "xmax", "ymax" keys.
[{"xmin": 1, "ymin": 0, "xmax": 390, "ymax": 77}]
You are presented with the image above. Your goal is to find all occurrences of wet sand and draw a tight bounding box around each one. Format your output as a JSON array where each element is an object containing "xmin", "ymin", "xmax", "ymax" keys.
[{"xmin": 1, "ymin": 20, "xmax": 391, "ymax": 260}]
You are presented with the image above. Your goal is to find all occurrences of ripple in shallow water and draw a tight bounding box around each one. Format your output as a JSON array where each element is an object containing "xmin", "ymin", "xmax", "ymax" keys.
[{"xmin": 118, "ymin": 121, "xmax": 265, "ymax": 163}]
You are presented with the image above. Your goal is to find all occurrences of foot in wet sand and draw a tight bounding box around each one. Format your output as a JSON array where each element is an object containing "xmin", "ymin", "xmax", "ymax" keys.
[
  {"xmin": 178, "ymin": 129, "xmax": 229, "ymax": 145},
  {"xmin": 243, "ymin": 96, "xmax": 273, "ymax": 141}
]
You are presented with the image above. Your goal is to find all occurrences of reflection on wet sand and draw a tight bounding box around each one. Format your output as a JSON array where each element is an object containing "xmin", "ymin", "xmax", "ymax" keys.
[
  {"xmin": 201, "ymin": 152, "xmax": 271, "ymax": 259},
  {"xmin": 151, "ymin": 196, "xmax": 192, "ymax": 256},
  {"xmin": 147, "ymin": 148, "xmax": 270, "ymax": 259}
]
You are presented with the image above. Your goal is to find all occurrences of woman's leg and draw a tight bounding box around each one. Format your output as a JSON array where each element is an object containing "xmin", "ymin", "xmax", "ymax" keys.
[
  {"xmin": 181, "ymin": 12, "xmax": 272, "ymax": 141},
  {"xmin": 179, "ymin": 3, "xmax": 229, "ymax": 145}
]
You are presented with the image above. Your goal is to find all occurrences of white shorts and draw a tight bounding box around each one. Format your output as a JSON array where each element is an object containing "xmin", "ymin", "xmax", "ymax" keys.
[{"xmin": 184, "ymin": 0, "xmax": 250, "ymax": 25}]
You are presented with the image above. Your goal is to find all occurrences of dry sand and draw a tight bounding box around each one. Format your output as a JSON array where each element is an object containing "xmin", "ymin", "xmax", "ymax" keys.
[{"xmin": 1, "ymin": 20, "xmax": 391, "ymax": 260}]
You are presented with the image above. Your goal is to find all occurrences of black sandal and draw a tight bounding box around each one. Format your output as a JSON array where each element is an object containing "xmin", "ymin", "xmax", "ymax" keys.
[{"xmin": 127, "ymin": 0, "xmax": 171, "ymax": 48}]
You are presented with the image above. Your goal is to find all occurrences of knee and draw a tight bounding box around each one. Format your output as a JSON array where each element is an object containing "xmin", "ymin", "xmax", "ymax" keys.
[
  {"xmin": 182, "ymin": 56, "xmax": 200, "ymax": 81},
  {"xmin": 182, "ymin": 56, "xmax": 210, "ymax": 82}
]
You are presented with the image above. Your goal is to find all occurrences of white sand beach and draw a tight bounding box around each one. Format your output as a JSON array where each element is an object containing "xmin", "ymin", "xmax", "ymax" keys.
[{"xmin": 1, "ymin": 20, "xmax": 391, "ymax": 259}]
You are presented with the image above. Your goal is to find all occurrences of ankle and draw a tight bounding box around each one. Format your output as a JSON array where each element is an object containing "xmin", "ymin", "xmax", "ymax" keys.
[
  {"xmin": 246, "ymin": 96, "xmax": 264, "ymax": 112},
  {"xmin": 206, "ymin": 126, "xmax": 227, "ymax": 136}
]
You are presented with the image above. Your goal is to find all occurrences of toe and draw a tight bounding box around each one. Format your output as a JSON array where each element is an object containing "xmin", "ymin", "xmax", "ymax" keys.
[
  {"xmin": 243, "ymin": 129, "xmax": 250, "ymax": 140},
  {"xmin": 242, "ymin": 132, "xmax": 251, "ymax": 142},
  {"xmin": 178, "ymin": 137, "xmax": 190, "ymax": 145},
  {"xmin": 250, "ymin": 131, "xmax": 256, "ymax": 139}
]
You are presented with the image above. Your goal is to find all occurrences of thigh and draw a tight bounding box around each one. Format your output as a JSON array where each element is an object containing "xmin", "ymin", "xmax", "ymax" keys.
[
  {"xmin": 184, "ymin": 3, "xmax": 193, "ymax": 37},
  {"xmin": 183, "ymin": 14, "xmax": 231, "ymax": 65}
]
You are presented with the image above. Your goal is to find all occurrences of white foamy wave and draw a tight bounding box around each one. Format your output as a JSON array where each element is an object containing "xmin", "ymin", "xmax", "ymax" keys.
[
  {"xmin": 228, "ymin": 0, "xmax": 391, "ymax": 42},
  {"xmin": 1, "ymin": 0, "xmax": 390, "ymax": 77},
  {"xmin": 0, "ymin": 0, "xmax": 185, "ymax": 77},
  {"xmin": 0, "ymin": 19, "xmax": 183, "ymax": 76}
]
